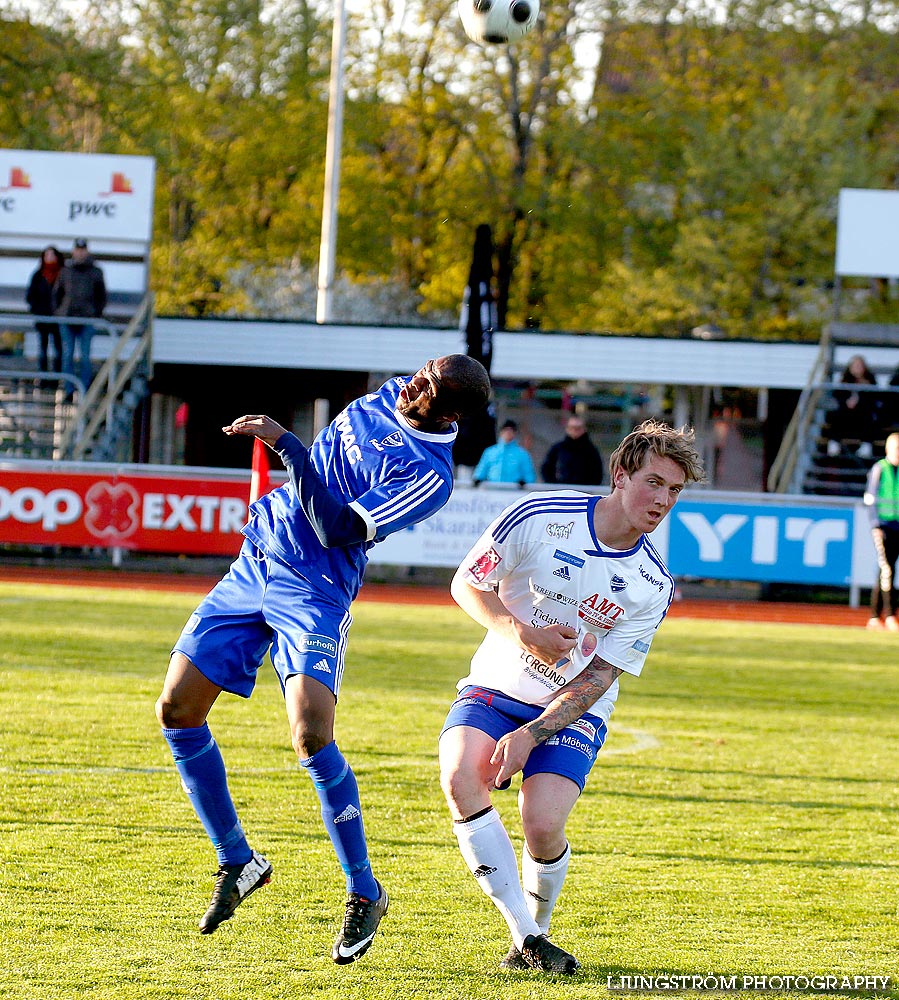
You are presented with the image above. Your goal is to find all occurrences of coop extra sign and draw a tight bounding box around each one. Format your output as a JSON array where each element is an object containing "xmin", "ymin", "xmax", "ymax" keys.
[{"xmin": 0, "ymin": 466, "xmax": 252, "ymax": 555}]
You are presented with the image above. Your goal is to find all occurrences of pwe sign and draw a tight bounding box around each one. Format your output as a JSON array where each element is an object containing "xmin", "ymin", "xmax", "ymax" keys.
[
  {"xmin": 0, "ymin": 149, "xmax": 155, "ymax": 242},
  {"xmin": 0, "ymin": 466, "xmax": 255, "ymax": 556}
]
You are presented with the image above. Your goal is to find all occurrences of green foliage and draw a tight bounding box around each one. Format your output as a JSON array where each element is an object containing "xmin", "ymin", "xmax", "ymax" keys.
[
  {"xmin": 2, "ymin": 581, "xmax": 899, "ymax": 999},
  {"xmin": 1, "ymin": 0, "xmax": 897, "ymax": 333},
  {"xmin": 580, "ymin": 259, "xmax": 702, "ymax": 335}
]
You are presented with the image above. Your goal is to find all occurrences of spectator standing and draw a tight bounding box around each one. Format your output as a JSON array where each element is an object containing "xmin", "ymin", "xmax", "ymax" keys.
[
  {"xmin": 25, "ymin": 246, "xmax": 63, "ymax": 374},
  {"xmin": 53, "ymin": 238, "xmax": 107, "ymax": 396},
  {"xmin": 541, "ymin": 415, "xmax": 604, "ymax": 486},
  {"xmin": 864, "ymin": 432, "xmax": 899, "ymax": 631},
  {"xmin": 455, "ymin": 223, "xmax": 499, "ymax": 477},
  {"xmin": 472, "ymin": 419, "xmax": 536, "ymax": 487},
  {"xmin": 827, "ymin": 355, "xmax": 879, "ymax": 459}
]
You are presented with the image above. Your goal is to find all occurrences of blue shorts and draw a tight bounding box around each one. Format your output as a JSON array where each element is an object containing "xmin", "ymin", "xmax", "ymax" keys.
[
  {"xmin": 173, "ymin": 540, "xmax": 352, "ymax": 699},
  {"xmin": 440, "ymin": 685, "xmax": 607, "ymax": 792}
]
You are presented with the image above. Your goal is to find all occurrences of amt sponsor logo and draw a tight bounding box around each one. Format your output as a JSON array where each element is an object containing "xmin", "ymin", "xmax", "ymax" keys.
[{"xmin": 579, "ymin": 593, "xmax": 624, "ymax": 627}]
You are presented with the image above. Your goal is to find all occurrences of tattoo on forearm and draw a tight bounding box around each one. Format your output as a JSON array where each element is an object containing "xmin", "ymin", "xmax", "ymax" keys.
[{"xmin": 524, "ymin": 658, "xmax": 622, "ymax": 744}]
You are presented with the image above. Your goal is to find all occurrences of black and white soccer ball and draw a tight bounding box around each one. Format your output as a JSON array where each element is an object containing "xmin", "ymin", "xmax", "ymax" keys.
[{"xmin": 458, "ymin": 0, "xmax": 539, "ymax": 44}]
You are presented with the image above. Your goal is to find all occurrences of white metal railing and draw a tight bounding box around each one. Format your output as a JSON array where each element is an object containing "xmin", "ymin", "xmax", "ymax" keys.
[
  {"xmin": 0, "ymin": 313, "xmax": 120, "ymax": 335},
  {"xmin": 0, "ymin": 371, "xmax": 85, "ymax": 460},
  {"xmin": 766, "ymin": 327, "xmax": 833, "ymax": 493},
  {"xmin": 56, "ymin": 294, "xmax": 154, "ymax": 461}
]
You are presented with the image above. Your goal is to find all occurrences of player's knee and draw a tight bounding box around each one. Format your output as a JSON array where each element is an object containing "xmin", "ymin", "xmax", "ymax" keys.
[
  {"xmin": 156, "ymin": 693, "xmax": 187, "ymax": 729},
  {"xmin": 521, "ymin": 813, "xmax": 566, "ymax": 857},
  {"xmin": 291, "ymin": 723, "xmax": 329, "ymax": 759},
  {"xmin": 440, "ymin": 763, "xmax": 480, "ymax": 810}
]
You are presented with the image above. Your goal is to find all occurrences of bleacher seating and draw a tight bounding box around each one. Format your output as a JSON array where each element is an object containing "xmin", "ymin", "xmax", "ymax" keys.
[{"xmin": 801, "ymin": 378, "xmax": 898, "ymax": 498}]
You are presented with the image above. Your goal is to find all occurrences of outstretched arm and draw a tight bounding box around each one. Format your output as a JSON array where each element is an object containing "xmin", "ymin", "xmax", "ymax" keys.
[{"xmin": 223, "ymin": 414, "xmax": 367, "ymax": 547}]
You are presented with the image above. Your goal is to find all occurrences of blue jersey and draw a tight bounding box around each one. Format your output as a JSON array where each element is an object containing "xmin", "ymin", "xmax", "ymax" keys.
[{"xmin": 242, "ymin": 375, "xmax": 457, "ymax": 604}]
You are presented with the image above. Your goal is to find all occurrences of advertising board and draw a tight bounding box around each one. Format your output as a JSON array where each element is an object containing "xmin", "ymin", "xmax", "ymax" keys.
[
  {"xmin": 0, "ymin": 149, "xmax": 155, "ymax": 243},
  {"xmin": 0, "ymin": 463, "xmax": 878, "ymax": 599}
]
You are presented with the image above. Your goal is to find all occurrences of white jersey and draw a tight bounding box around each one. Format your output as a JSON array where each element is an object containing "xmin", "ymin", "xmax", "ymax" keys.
[{"xmin": 456, "ymin": 490, "xmax": 674, "ymax": 724}]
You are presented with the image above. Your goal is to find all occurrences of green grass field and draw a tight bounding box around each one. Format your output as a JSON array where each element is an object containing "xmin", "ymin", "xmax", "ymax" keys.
[{"xmin": 1, "ymin": 580, "xmax": 898, "ymax": 999}]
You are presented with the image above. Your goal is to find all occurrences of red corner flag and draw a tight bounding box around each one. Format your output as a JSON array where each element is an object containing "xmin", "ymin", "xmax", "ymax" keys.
[{"xmin": 249, "ymin": 437, "xmax": 271, "ymax": 504}]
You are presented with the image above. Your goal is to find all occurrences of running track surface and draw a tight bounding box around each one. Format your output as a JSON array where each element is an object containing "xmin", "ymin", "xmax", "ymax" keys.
[{"xmin": 0, "ymin": 565, "xmax": 872, "ymax": 627}]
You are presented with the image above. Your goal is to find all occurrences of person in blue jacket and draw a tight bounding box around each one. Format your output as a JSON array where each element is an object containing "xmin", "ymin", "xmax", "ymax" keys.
[
  {"xmin": 155, "ymin": 355, "xmax": 490, "ymax": 963},
  {"xmin": 472, "ymin": 419, "xmax": 537, "ymax": 488}
]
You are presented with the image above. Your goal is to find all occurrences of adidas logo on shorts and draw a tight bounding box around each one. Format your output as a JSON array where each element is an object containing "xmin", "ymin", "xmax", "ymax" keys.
[{"xmin": 312, "ymin": 658, "xmax": 332, "ymax": 673}]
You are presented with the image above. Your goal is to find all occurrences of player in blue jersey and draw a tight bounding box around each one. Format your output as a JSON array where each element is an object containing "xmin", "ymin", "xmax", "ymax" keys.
[
  {"xmin": 155, "ymin": 355, "xmax": 490, "ymax": 963},
  {"xmin": 439, "ymin": 420, "xmax": 704, "ymax": 974}
]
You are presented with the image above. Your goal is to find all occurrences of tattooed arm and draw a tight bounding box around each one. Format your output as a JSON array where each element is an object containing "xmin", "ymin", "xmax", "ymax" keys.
[{"xmin": 490, "ymin": 656, "xmax": 622, "ymax": 787}]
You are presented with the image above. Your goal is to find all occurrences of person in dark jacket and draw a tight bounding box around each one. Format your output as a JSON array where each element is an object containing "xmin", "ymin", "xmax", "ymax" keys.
[
  {"xmin": 25, "ymin": 246, "xmax": 63, "ymax": 373},
  {"xmin": 826, "ymin": 354, "xmax": 880, "ymax": 459},
  {"xmin": 541, "ymin": 415, "xmax": 604, "ymax": 486},
  {"xmin": 53, "ymin": 238, "xmax": 107, "ymax": 395}
]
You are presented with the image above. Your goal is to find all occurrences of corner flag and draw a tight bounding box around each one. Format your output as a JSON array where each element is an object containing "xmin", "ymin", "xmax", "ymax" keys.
[{"xmin": 249, "ymin": 438, "xmax": 271, "ymax": 504}]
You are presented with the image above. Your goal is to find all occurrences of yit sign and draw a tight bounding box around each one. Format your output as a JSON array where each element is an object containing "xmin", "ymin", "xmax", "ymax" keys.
[{"xmin": 669, "ymin": 501, "xmax": 853, "ymax": 585}]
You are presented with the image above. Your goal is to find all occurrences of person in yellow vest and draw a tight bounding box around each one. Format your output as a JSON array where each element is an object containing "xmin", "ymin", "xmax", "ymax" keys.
[{"xmin": 864, "ymin": 432, "xmax": 899, "ymax": 631}]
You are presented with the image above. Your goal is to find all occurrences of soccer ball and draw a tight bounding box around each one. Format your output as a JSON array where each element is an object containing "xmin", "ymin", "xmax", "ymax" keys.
[{"xmin": 458, "ymin": 0, "xmax": 539, "ymax": 44}]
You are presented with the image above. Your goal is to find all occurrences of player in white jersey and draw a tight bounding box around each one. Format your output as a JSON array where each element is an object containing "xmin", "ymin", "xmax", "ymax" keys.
[
  {"xmin": 155, "ymin": 355, "xmax": 490, "ymax": 963},
  {"xmin": 439, "ymin": 419, "xmax": 705, "ymax": 974}
]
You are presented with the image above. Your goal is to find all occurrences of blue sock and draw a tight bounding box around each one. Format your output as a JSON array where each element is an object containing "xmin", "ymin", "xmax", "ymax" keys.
[
  {"xmin": 162, "ymin": 724, "xmax": 252, "ymax": 868},
  {"xmin": 300, "ymin": 741, "xmax": 379, "ymax": 899}
]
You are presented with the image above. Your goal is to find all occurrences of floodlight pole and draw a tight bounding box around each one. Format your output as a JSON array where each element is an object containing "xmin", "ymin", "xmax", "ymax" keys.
[{"xmin": 316, "ymin": 0, "xmax": 347, "ymax": 324}]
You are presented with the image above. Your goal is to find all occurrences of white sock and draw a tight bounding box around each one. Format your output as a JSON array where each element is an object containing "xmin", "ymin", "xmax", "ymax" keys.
[
  {"xmin": 454, "ymin": 808, "xmax": 541, "ymax": 947},
  {"xmin": 522, "ymin": 842, "xmax": 571, "ymax": 934}
]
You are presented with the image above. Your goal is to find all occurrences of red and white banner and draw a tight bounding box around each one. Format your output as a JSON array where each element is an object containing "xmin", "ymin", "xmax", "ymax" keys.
[
  {"xmin": 0, "ymin": 461, "xmax": 876, "ymax": 601},
  {"xmin": 0, "ymin": 463, "xmax": 282, "ymax": 556}
]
